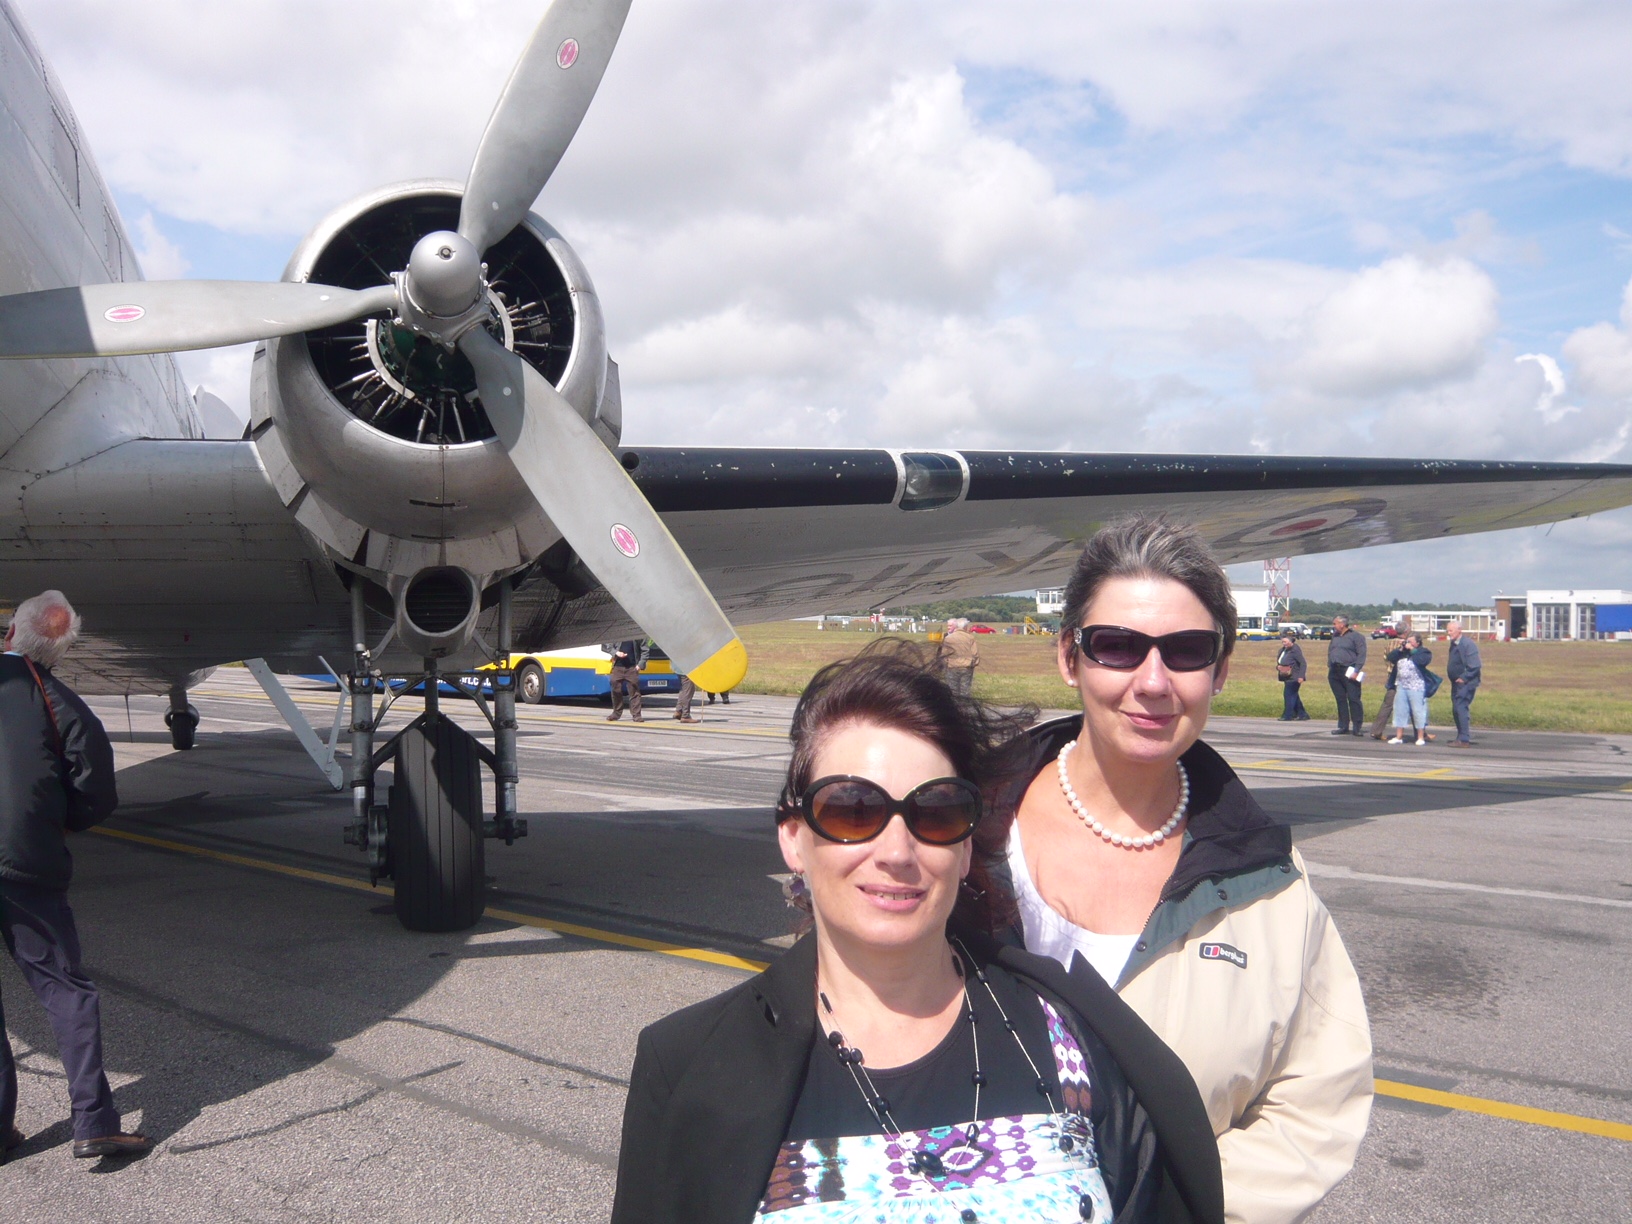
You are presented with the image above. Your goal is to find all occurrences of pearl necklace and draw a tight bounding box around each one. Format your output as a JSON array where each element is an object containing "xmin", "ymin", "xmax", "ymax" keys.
[{"xmin": 1056, "ymin": 740, "xmax": 1188, "ymax": 850}]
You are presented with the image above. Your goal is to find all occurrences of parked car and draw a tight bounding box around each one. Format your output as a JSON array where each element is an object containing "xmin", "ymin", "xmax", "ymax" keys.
[
  {"xmin": 968, "ymin": 624, "xmax": 997, "ymax": 634},
  {"xmin": 1237, "ymin": 627, "xmax": 1279, "ymax": 641},
  {"xmin": 1314, "ymin": 626, "xmax": 1335, "ymax": 639},
  {"xmin": 1371, "ymin": 625, "xmax": 1401, "ymax": 639}
]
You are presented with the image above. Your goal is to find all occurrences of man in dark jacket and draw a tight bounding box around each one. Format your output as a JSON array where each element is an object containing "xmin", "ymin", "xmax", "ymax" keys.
[
  {"xmin": 1325, "ymin": 616, "xmax": 1368, "ymax": 736},
  {"xmin": 1276, "ymin": 632, "xmax": 1309, "ymax": 720},
  {"xmin": 605, "ymin": 639, "xmax": 645, "ymax": 722},
  {"xmin": 1, "ymin": 591, "xmax": 150, "ymax": 1160},
  {"xmin": 1446, "ymin": 621, "xmax": 1483, "ymax": 746}
]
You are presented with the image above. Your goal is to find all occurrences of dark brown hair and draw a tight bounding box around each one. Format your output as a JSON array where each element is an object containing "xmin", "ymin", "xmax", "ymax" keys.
[
  {"xmin": 777, "ymin": 638, "xmax": 1034, "ymax": 934},
  {"xmin": 1060, "ymin": 514, "xmax": 1237, "ymax": 667}
]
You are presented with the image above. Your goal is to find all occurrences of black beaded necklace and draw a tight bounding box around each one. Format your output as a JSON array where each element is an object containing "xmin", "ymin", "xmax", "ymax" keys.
[{"xmin": 816, "ymin": 939, "xmax": 1086, "ymax": 1181}]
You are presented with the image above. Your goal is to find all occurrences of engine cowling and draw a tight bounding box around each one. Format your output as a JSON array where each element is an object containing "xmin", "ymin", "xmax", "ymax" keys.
[{"xmin": 250, "ymin": 180, "xmax": 620, "ymax": 596}]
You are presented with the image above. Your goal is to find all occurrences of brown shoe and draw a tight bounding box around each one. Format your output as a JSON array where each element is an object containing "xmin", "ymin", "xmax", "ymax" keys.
[
  {"xmin": 4, "ymin": 1125, "xmax": 23, "ymax": 1151},
  {"xmin": 73, "ymin": 1132, "xmax": 154, "ymax": 1159},
  {"xmin": 679, "ymin": 716, "xmax": 699, "ymax": 724},
  {"xmin": 631, "ymin": 716, "xmax": 645, "ymax": 723},
  {"xmin": 606, "ymin": 713, "xmax": 621, "ymax": 721},
  {"xmin": 1448, "ymin": 740, "xmax": 1470, "ymax": 747}
]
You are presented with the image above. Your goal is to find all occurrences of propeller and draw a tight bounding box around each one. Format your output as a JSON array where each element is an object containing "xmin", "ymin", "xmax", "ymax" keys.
[
  {"xmin": 459, "ymin": 327, "xmax": 747, "ymax": 691},
  {"xmin": 459, "ymin": 0, "xmax": 632, "ymax": 255},
  {"xmin": 0, "ymin": 0, "xmax": 747, "ymax": 692},
  {"xmin": 0, "ymin": 281, "xmax": 397, "ymax": 360}
]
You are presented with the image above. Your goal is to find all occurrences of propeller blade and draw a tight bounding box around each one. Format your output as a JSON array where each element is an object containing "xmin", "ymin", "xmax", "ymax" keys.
[
  {"xmin": 459, "ymin": 327, "xmax": 747, "ymax": 692},
  {"xmin": 0, "ymin": 280, "xmax": 397, "ymax": 360},
  {"xmin": 458, "ymin": 0, "xmax": 632, "ymax": 253}
]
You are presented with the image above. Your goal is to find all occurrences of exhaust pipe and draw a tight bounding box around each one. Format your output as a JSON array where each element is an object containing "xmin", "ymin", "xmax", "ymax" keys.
[{"xmin": 394, "ymin": 567, "xmax": 480, "ymax": 659}]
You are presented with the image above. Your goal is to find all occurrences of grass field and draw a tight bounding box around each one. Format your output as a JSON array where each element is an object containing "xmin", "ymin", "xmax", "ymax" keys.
[{"xmin": 735, "ymin": 622, "xmax": 1632, "ymax": 734}]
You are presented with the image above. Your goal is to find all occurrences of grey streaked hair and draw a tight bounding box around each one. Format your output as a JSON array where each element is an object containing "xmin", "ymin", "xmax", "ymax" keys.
[
  {"xmin": 1059, "ymin": 516, "xmax": 1238, "ymax": 666},
  {"xmin": 7, "ymin": 589, "xmax": 82, "ymax": 668}
]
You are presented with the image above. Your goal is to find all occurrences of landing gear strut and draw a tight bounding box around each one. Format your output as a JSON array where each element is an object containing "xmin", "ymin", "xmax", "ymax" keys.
[
  {"xmin": 165, "ymin": 686, "xmax": 198, "ymax": 750},
  {"xmin": 341, "ymin": 579, "xmax": 526, "ymax": 932}
]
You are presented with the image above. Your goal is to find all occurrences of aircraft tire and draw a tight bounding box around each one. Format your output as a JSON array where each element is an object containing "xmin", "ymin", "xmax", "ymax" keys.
[
  {"xmin": 517, "ymin": 661, "xmax": 546, "ymax": 705},
  {"xmin": 388, "ymin": 717, "xmax": 486, "ymax": 932},
  {"xmin": 165, "ymin": 706, "xmax": 199, "ymax": 751}
]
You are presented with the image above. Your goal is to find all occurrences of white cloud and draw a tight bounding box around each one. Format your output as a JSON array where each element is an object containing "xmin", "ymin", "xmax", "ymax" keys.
[
  {"xmin": 1280, "ymin": 255, "xmax": 1499, "ymax": 397},
  {"xmin": 1515, "ymin": 352, "xmax": 1575, "ymax": 425},
  {"xmin": 1562, "ymin": 280, "xmax": 1632, "ymax": 400},
  {"xmin": 130, "ymin": 212, "xmax": 189, "ymax": 280},
  {"xmin": 175, "ymin": 344, "xmax": 256, "ymax": 424}
]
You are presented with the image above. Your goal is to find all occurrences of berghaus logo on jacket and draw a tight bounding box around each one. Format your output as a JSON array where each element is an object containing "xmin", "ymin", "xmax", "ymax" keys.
[{"xmin": 1199, "ymin": 942, "xmax": 1247, "ymax": 969}]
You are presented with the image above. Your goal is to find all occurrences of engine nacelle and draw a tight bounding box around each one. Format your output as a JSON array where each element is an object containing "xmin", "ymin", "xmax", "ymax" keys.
[{"xmin": 250, "ymin": 180, "xmax": 622, "ymax": 593}]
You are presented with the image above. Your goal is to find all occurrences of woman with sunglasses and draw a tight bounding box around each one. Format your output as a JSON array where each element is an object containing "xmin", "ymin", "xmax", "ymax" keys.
[
  {"xmin": 613, "ymin": 641, "xmax": 1223, "ymax": 1224},
  {"xmin": 993, "ymin": 517, "xmax": 1372, "ymax": 1224}
]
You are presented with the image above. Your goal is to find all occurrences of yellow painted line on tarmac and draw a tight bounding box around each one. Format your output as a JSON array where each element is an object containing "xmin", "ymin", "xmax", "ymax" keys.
[
  {"xmin": 483, "ymin": 906, "xmax": 767, "ymax": 973},
  {"xmin": 89, "ymin": 827, "xmax": 767, "ymax": 973},
  {"xmin": 1373, "ymin": 1079, "xmax": 1632, "ymax": 1142},
  {"xmin": 93, "ymin": 826, "xmax": 381, "ymax": 895},
  {"xmin": 1230, "ymin": 760, "xmax": 1477, "ymax": 782}
]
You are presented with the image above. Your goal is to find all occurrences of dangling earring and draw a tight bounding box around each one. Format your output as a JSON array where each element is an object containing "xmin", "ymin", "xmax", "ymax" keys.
[
  {"xmin": 782, "ymin": 871, "xmax": 812, "ymax": 913},
  {"xmin": 959, "ymin": 878, "xmax": 987, "ymax": 901}
]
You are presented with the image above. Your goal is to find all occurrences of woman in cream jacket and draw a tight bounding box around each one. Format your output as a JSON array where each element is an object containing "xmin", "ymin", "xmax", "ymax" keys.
[{"xmin": 993, "ymin": 517, "xmax": 1372, "ymax": 1224}]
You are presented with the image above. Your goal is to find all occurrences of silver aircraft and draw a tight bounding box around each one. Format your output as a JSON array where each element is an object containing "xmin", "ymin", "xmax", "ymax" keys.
[{"xmin": 3, "ymin": 0, "xmax": 1630, "ymax": 930}]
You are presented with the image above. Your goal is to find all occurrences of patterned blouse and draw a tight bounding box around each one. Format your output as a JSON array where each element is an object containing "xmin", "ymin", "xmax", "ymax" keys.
[{"xmin": 758, "ymin": 999, "xmax": 1114, "ymax": 1222}]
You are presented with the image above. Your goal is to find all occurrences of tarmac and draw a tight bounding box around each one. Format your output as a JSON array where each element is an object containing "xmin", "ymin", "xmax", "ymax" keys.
[{"xmin": 2, "ymin": 669, "xmax": 1629, "ymax": 1221}]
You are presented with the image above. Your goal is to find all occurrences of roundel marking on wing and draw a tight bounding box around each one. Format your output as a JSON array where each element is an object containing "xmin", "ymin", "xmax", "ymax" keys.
[
  {"xmin": 557, "ymin": 38, "xmax": 579, "ymax": 69},
  {"xmin": 610, "ymin": 523, "xmax": 640, "ymax": 558},
  {"xmin": 1224, "ymin": 499, "xmax": 1388, "ymax": 550},
  {"xmin": 104, "ymin": 304, "xmax": 146, "ymax": 323}
]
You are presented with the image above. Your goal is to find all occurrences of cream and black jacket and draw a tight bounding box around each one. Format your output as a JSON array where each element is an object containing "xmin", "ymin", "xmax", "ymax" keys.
[{"xmin": 993, "ymin": 717, "xmax": 1373, "ymax": 1224}]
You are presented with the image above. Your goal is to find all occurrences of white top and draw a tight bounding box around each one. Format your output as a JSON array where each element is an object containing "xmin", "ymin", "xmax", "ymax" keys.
[{"xmin": 1006, "ymin": 824, "xmax": 1141, "ymax": 988}]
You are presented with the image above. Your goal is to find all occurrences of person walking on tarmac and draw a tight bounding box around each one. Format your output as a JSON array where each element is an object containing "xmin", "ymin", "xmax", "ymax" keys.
[
  {"xmin": 1326, "ymin": 616, "xmax": 1367, "ymax": 736},
  {"xmin": 672, "ymin": 674, "xmax": 699, "ymax": 724},
  {"xmin": 1276, "ymin": 631, "xmax": 1309, "ymax": 720},
  {"xmin": 605, "ymin": 639, "xmax": 645, "ymax": 723},
  {"xmin": 2, "ymin": 591, "xmax": 153, "ymax": 1161}
]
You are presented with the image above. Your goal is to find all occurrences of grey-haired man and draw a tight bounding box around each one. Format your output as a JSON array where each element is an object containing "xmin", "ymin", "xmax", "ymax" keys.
[{"xmin": 1, "ymin": 591, "xmax": 151, "ymax": 1160}]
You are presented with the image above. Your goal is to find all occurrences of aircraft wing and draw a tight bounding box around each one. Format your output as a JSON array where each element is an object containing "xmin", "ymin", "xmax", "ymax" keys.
[{"xmin": 6, "ymin": 441, "xmax": 1630, "ymax": 693}]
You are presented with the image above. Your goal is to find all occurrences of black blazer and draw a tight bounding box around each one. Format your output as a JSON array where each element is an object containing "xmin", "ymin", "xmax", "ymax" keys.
[{"xmin": 612, "ymin": 930, "xmax": 1223, "ymax": 1224}]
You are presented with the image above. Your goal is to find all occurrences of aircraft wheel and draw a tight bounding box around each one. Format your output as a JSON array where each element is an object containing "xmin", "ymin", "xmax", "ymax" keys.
[
  {"xmin": 164, "ymin": 705, "xmax": 199, "ymax": 751},
  {"xmin": 388, "ymin": 717, "xmax": 486, "ymax": 932},
  {"xmin": 517, "ymin": 661, "xmax": 546, "ymax": 705}
]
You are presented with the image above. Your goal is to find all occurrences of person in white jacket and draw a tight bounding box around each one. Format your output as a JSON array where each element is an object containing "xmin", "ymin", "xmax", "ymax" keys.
[{"xmin": 993, "ymin": 515, "xmax": 1372, "ymax": 1224}]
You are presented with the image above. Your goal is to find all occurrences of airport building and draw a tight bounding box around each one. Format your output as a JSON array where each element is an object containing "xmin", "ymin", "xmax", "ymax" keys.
[
  {"xmin": 1494, "ymin": 590, "xmax": 1632, "ymax": 640},
  {"xmin": 1038, "ymin": 585, "xmax": 1276, "ymax": 630},
  {"xmin": 1383, "ymin": 609, "xmax": 1497, "ymax": 637}
]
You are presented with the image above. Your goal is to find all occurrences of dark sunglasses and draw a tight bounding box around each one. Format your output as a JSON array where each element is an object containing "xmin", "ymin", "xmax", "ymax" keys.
[
  {"xmin": 797, "ymin": 775, "xmax": 983, "ymax": 845},
  {"xmin": 1072, "ymin": 624, "xmax": 1223, "ymax": 672}
]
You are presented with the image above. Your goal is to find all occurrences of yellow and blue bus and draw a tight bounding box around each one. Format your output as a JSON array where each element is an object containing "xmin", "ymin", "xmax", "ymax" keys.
[{"xmin": 467, "ymin": 644, "xmax": 681, "ymax": 704}]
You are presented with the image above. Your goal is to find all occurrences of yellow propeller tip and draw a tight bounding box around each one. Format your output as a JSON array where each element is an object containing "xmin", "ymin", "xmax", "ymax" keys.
[{"xmin": 688, "ymin": 637, "xmax": 748, "ymax": 694}]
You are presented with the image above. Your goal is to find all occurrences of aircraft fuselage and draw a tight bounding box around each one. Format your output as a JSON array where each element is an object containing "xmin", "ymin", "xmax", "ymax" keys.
[{"xmin": 0, "ymin": 0, "xmax": 195, "ymax": 478}]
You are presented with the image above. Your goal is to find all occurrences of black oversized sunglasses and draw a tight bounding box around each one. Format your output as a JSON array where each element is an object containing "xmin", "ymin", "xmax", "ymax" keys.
[
  {"xmin": 1072, "ymin": 625, "xmax": 1223, "ymax": 672},
  {"xmin": 796, "ymin": 775, "xmax": 983, "ymax": 845}
]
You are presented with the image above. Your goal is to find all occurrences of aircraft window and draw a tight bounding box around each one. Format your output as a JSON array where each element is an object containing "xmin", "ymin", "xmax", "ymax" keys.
[
  {"xmin": 49, "ymin": 108, "xmax": 77, "ymax": 206},
  {"xmin": 897, "ymin": 452, "xmax": 965, "ymax": 512},
  {"xmin": 102, "ymin": 210, "xmax": 121, "ymax": 277}
]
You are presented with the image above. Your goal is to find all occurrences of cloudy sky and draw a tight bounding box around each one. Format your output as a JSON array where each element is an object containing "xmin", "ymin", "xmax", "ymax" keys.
[{"xmin": 16, "ymin": 0, "xmax": 1632, "ymax": 603}]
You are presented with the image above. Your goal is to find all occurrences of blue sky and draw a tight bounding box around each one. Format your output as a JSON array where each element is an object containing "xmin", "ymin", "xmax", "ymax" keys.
[{"xmin": 18, "ymin": 0, "xmax": 1632, "ymax": 604}]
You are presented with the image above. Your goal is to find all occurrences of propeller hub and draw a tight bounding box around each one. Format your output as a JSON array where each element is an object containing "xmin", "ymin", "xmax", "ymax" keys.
[{"xmin": 406, "ymin": 231, "xmax": 484, "ymax": 317}]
